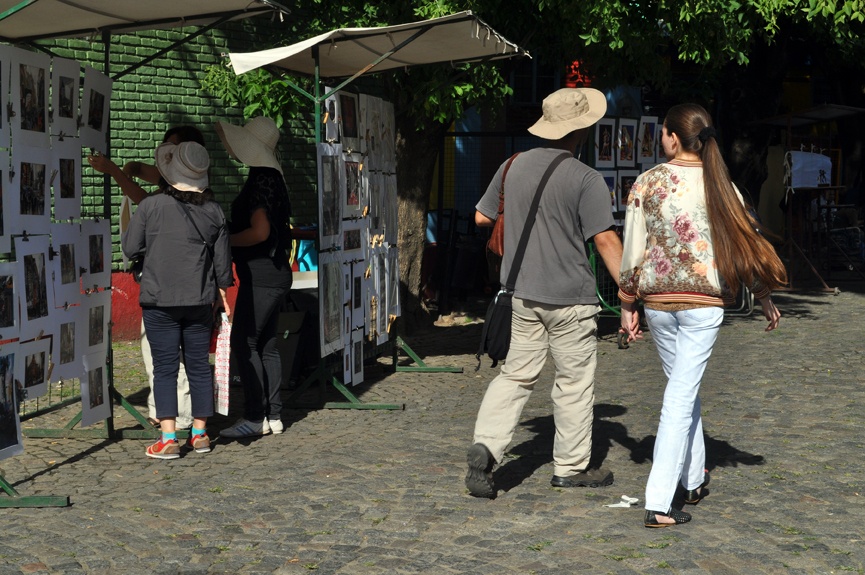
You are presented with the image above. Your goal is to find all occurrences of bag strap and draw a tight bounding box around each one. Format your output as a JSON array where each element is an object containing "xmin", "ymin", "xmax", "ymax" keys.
[
  {"xmin": 496, "ymin": 152, "xmax": 520, "ymax": 216},
  {"xmin": 503, "ymin": 151, "xmax": 571, "ymax": 291},
  {"xmin": 177, "ymin": 199, "xmax": 220, "ymax": 297}
]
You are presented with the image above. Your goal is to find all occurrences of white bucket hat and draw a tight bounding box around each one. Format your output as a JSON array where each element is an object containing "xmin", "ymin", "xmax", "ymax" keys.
[
  {"xmin": 528, "ymin": 88, "xmax": 607, "ymax": 140},
  {"xmin": 215, "ymin": 116, "xmax": 283, "ymax": 174},
  {"xmin": 155, "ymin": 141, "xmax": 210, "ymax": 193}
]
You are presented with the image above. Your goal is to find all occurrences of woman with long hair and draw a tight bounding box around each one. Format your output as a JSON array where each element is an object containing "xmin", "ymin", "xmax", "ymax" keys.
[{"xmin": 618, "ymin": 103, "xmax": 786, "ymax": 527}]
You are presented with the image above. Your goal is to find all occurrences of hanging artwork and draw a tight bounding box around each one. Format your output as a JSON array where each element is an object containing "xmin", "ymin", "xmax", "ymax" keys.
[
  {"xmin": 10, "ymin": 46, "xmax": 50, "ymax": 148},
  {"xmin": 79, "ymin": 66, "xmax": 112, "ymax": 155},
  {"xmin": 80, "ymin": 218, "xmax": 111, "ymax": 290},
  {"xmin": 51, "ymin": 302, "xmax": 84, "ymax": 383},
  {"xmin": 318, "ymin": 250, "xmax": 344, "ymax": 358},
  {"xmin": 81, "ymin": 287, "xmax": 110, "ymax": 355},
  {"xmin": 363, "ymin": 257, "xmax": 375, "ymax": 338},
  {"xmin": 368, "ymin": 170, "xmax": 383, "ymax": 237},
  {"xmin": 16, "ymin": 336, "xmax": 50, "ymax": 400},
  {"xmin": 317, "ymin": 142, "xmax": 343, "ymax": 252},
  {"xmin": 342, "ymin": 218, "xmax": 363, "ymax": 259},
  {"xmin": 0, "ymin": 45, "xmax": 11, "ymax": 148},
  {"xmin": 350, "ymin": 260, "xmax": 364, "ymax": 330},
  {"xmin": 337, "ymin": 91, "xmax": 360, "ymax": 153},
  {"xmin": 50, "ymin": 221, "xmax": 83, "ymax": 308},
  {"xmin": 380, "ymin": 100, "xmax": 396, "ymax": 167},
  {"xmin": 50, "ymin": 57, "xmax": 80, "ymax": 138},
  {"xmin": 374, "ymin": 247, "xmax": 389, "ymax": 346},
  {"xmin": 357, "ymin": 94, "xmax": 369, "ymax": 157},
  {"xmin": 638, "ymin": 116, "xmax": 658, "ymax": 165},
  {"xmin": 0, "ymin": 150, "xmax": 10, "ymax": 254},
  {"xmin": 0, "ymin": 341, "xmax": 23, "ymax": 461},
  {"xmin": 594, "ymin": 118, "xmax": 616, "ymax": 169},
  {"xmin": 350, "ymin": 327, "xmax": 364, "ymax": 387},
  {"xmin": 617, "ymin": 118, "xmax": 637, "ymax": 168},
  {"xmin": 365, "ymin": 96, "xmax": 382, "ymax": 171},
  {"xmin": 323, "ymin": 90, "xmax": 339, "ymax": 143},
  {"xmin": 81, "ymin": 350, "xmax": 110, "ymax": 427},
  {"xmin": 387, "ymin": 245, "xmax": 401, "ymax": 319},
  {"xmin": 598, "ymin": 170, "xmax": 618, "ymax": 213},
  {"xmin": 343, "ymin": 152, "xmax": 363, "ymax": 219},
  {"xmin": 342, "ymin": 305, "xmax": 352, "ymax": 385},
  {"xmin": 9, "ymin": 146, "xmax": 51, "ymax": 237},
  {"xmin": 383, "ymin": 173, "xmax": 398, "ymax": 246},
  {"xmin": 617, "ymin": 170, "xmax": 640, "ymax": 213},
  {"xmin": 50, "ymin": 136, "xmax": 82, "ymax": 221},
  {"xmin": 0, "ymin": 262, "xmax": 17, "ymax": 341},
  {"xmin": 15, "ymin": 235, "xmax": 55, "ymax": 343}
]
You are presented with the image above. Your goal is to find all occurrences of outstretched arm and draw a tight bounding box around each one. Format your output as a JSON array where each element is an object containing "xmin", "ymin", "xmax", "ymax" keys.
[{"xmin": 87, "ymin": 153, "xmax": 150, "ymax": 205}]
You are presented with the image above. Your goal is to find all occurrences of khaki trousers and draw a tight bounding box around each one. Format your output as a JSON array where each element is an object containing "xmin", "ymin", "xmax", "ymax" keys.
[{"xmin": 473, "ymin": 297, "xmax": 599, "ymax": 477}]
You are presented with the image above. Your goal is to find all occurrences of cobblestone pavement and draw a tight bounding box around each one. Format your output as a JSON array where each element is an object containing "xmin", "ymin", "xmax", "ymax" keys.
[{"xmin": 1, "ymin": 289, "xmax": 864, "ymax": 574}]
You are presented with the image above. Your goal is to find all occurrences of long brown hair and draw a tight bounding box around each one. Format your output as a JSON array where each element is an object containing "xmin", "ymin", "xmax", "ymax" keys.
[{"xmin": 664, "ymin": 103, "xmax": 787, "ymax": 295}]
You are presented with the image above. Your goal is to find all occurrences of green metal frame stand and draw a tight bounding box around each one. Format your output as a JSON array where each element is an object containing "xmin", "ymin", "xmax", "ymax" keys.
[
  {"xmin": 286, "ymin": 359, "xmax": 404, "ymax": 410},
  {"xmin": 393, "ymin": 336, "xmax": 462, "ymax": 373},
  {"xmin": 0, "ymin": 474, "xmax": 69, "ymax": 508}
]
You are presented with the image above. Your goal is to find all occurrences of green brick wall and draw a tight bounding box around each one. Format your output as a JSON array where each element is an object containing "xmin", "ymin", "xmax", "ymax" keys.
[{"xmin": 39, "ymin": 17, "xmax": 318, "ymax": 269}]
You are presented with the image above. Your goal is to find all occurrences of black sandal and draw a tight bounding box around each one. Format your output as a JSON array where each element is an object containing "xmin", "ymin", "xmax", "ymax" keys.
[
  {"xmin": 644, "ymin": 508, "xmax": 691, "ymax": 528},
  {"xmin": 684, "ymin": 471, "xmax": 710, "ymax": 504}
]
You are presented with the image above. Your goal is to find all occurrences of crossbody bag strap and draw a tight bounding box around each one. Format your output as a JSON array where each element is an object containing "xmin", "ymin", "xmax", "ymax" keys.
[
  {"xmin": 177, "ymin": 199, "xmax": 219, "ymax": 290},
  {"xmin": 497, "ymin": 152, "xmax": 521, "ymax": 216},
  {"xmin": 504, "ymin": 152, "xmax": 571, "ymax": 291}
]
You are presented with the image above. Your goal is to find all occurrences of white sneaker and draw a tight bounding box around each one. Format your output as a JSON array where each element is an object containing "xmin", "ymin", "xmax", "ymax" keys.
[
  {"xmin": 220, "ymin": 418, "xmax": 270, "ymax": 438},
  {"xmin": 268, "ymin": 418, "xmax": 284, "ymax": 434}
]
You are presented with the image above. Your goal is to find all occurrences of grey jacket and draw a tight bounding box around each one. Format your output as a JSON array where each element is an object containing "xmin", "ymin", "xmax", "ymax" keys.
[{"xmin": 122, "ymin": 194, "xmax": 232, "ymax": 307}]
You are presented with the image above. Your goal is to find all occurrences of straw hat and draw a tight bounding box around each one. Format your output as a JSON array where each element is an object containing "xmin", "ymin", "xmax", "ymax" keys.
[
  {"xmin": 215, "ymin": 116, "xmax": 283, "ymax": 174},
  {"xmin": 528, "ymin": 88, "xmax": 607, "ymax": 140},
  {"xmin": 154, "ymin": 141, "xmax": 210, "ymax": 193}
]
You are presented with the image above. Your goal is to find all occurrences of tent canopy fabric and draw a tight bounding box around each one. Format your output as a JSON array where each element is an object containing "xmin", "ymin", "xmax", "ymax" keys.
[
  {"xmin": 228, "ymin": 11, "xmax": 529, "ymax": 79},
  {"xmin": 0, "ymin": 0, "xmax": 288, "ymax": 43}
]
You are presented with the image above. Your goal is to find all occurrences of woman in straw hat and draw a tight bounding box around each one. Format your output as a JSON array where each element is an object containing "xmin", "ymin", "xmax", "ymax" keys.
[
  {"xmin": 618, "ymin": 103, "xmax": 786, "ymax": 527},
  {"xmin": 216, "ymin": 116, "xmax": 293, "ymax": 439},
  {"xmin": 122, "ymin": 141, "xmax": 233, "ymax": 459}
]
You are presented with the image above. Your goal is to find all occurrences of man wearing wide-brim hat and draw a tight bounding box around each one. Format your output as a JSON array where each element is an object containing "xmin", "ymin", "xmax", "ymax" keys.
[{"xmin": 466, "ymin": 88, "xmax": 624, "ymax": 498}]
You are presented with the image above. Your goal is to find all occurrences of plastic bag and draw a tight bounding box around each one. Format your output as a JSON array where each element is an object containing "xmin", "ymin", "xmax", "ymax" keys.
[{"xmin": 213, "ymin": 312, "xmax": 231, "ymax": 416}]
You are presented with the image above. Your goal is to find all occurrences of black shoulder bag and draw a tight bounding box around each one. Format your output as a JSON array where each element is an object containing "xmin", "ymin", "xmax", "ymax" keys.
[{"xmin": 475, "ymin": 152, "xmax": 570, "ymax": 370}]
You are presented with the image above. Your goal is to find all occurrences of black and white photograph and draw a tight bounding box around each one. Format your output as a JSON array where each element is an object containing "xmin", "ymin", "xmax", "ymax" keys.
[
  {"xmin": 323, "ymin": 91, "xmax": 339, "ymax": 142},
  {"xmin": 374, "ymin": 247, "xmax": 389, "ymax": 346},
  {"xmin": 341, "ymin": 217, "xmax": 363, "ymax": 257},
  {"xmin": 338, "ymin": 91, "xmax": 360, "ymax": 152},
  {"xmin": 79, "ymin": 66, "xmax": 113, "ymax": 154},
  {"xmin": 318, "ymin": 250, "xmax": 345, "ymax": 358},
  {"xmin": 9, "ymin": 146, "xmax": 51, "ymax": 237},
  {"xmin": 81, "ymin": 350, "xmax": 110, "ymax": 427},
  {"xmin": 0, "ymin": 343, "xmax": 24, "ymax": 461},
  {"xmin": 317, "ymin": 143, "xmax": 344, "ymax": 251},
  {"xmin": 81, "ymin": 286, "xmax": 110, "ymax": 355},
  {"xmin": 342, "ymin": 306, "xmax": 352, "ymax": 386},
  {"xmin": 617, "ymin": 118, "xmax": 637, "ymax": 168},
  {"xmin": 0, "ymin": 47, "xmax": 10, "ymax": 148},
  {"xmin": 0, "ymin": 152, "xmax": 7, "ymax": 255},
  {"xmin": 594, "ymin": 118, "xmax": 616, "ymax": 169},
  {"xmin": 50, "ymin": 221, "xmax": 83, "ymax": 308},
  {"xmin": 368, "ymin": 170, "xmax": 382, "ymax": 235},
  {"xmin": 51, "ymin": 301, "xmax": 84, "ymax": 382},
  {"xmin": 60, "ymin": 321, "xmax": 75, "ymax": 366},
  {"xmin": 364, "ymin": 95, "xmax": 383, "ymax": 171},
  {"xmin": 50, "ymin": 57, "xmax": 80, "ymax": 137},
  {"xmin": 14, "ymin": 235, "xmax": 54, "ymax": 342},
  {"xmin": 351, "ymin": 261, "xmax": 364, "ymax": 330},
  {"xmin": 0, "ymin": 262, "xmax": 18, "ymax": 337},
  {"xmin": 383, "ymin": 173, "xmax": 398, "ymax": 246},
  {"xmin": 16, "ymin": 336, "xmax": 50, "ymax": 399},
  {"xmin": 80, "ymin": 218, "xmax": 111, "ymax": 289},
  {"xmin": 350, "ymin": 328, "xmax": 364, "ymax": 387},
  {"xmin": 10, "ymin": 45, "xmax": 50, "ymax": 148},
  {"xmin": 50, "ymin": 136, "xmax": 82, "ymax": 221}
]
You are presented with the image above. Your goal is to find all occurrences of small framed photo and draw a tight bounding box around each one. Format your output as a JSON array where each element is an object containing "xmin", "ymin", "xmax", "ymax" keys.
[
  {"xmin": 617, "ymin": 118, "xmax": 637, "ymax": 168},
  {"xmin": 337, "ymin": 91, "xmax": 360, "ymax": 152},
  {"xmin": 50, "ymin": 221, "xmax": 84, "ymax": 308},
  {"xmin": 80, "ymin": 218, "xmax": 111, "ymax": 290},
  {"xmin": 50, "ymin": 136, "xmax": 83, "ymax": 221},
  {"xmin": 81, "ymin": 350, "xmax": 110, "ymax": 427},
  {"xmin": 51, "ymin": 302, "xmax": 84, "ymax": 383},
  {"xmin": 0, "ymin": 341, "xmax": 24, "ymax": 462},
  {"xmin": 618, "ymin": 170, "xmax": 640, "ymax": 213},
  {"xmin": 317, "ymin": 143, "xmax": 344, "ymax": 252},
  {"xmin": 10, "ymin": 45, "xmax": 50, "ymax": 148},
  {"xmin": 50, "ymin": 57, "xmax": 80, "ymax": 137},
  {"xmin": 81, "ymin": 287, "xmax": 110, "ymax": 355},
  {"xmin": 16, "ymin": 336, "xmax": 51, "ymax": 400},
  {"xmin": 343, "ymin": 152, "xmax": 363, "ymax": 219},
  {"xmin": 594, "ymin": 118, "xmax": 616, "ymax": 169},
  {"xmin": 15, "ymin": 235, "xmax": 55, "ymax": 343},
  {"xmin": 79, "ymin": 66, "xmax": 113, "ymax": 155},
  {"xmin": 341, "ymin": 218, "xmax": 363, "ymax": 258},
  {"xmin": 9, "ymin": 145, "xmax": 51, "ymax": 237},
  {"xmin": 0, "ymin": 262, "xmax": 18, "ymax": 341},
  {"xmin": 638, "ymin": 116, "xmax": 658, "ymax": 165},
  {"xmin": 598, "ymin": 170, "xmax": 618, "ymax": 213},
  {"xmin": 350, "ymin": 260, "xmax": 364, "ymax": 330},
  {"xmin": 318, "ymin": 250, "xmax": 345, "ymax": 359}
]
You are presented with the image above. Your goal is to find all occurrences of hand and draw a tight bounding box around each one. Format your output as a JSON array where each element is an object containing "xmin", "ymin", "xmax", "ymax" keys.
[
  {"xmin": 218, "ymin": 288, "xmax": 231, "ymax": 321},
  {"xmin": 758, "ymin": 295, "xmax": 780, "ymax": 331},
  {"xmin": 87, "ymin": 152, "xmax": 119, "ymax": 176},
  {"xmin": 620, "ymin": 303, "xmax": 644, "ymax": 343}
]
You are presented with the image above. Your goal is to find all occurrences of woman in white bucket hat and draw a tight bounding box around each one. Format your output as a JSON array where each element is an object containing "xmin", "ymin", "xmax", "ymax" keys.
[{"xmin": 216, "ymin": 117, "xmax": 294, "ymax": 439}]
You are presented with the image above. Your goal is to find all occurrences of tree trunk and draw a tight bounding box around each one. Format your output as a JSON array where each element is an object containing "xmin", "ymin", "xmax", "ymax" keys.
[{"xmin": 394, "ymin": 119, "xmax": 448, "ymax": 335}]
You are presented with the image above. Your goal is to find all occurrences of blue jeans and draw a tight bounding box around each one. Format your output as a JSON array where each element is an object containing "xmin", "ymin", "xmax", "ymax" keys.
[
  {"xmin": 142, "ymin": 305, "xmax": 214, "ymax": 420},
  {"xmin": 644, "ymin": 306, "xmax": 723, "ymax": 513}
]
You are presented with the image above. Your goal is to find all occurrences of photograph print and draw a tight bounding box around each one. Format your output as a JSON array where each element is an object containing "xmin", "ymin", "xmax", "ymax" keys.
[
  {"xmin": 617, "ymin": 118, "xmax": 637, "ymax": 168},
  {"xmin": 10, "ymin": 45, "xmax": 50, "ymax": 148},
  {"xmin": 337, "ymin": 91, "xmax": 360, "ymax": 152},
  {"xmin": 50, "ymin": 136, "xmax": 83, "ymax": 221},
  {"xmin": 594, "ymin": 117, "xmax": 616, "ymax": 169},
  {"xmin": 51, "ymin": 302, "xmax": 85, "ymax": 383},
  {"xmin": 15, "ymin": 235, "xmax": 55, "ymax": 343},
  {"xmin": 16, "ymin": 336, "xmax": 50, "ymax": 400},
  {"xmin": 82, "ymin": 287, "xmax": 110, "ymax": 354},
  {"xmin": 323, "ymin": 90, "xmax": 339, "ymax": 142},
  {"xmin": 317, "ymin": 143, "xmax": 344, "ymax": 251},
  {"xmin": 79, "ymin": 66, "xmax": 113, "ymax": 154},
  {"xmin": 81, "ymin": 350, "xmax": 110, "ymax": 427},
  {"xmin": 343, "ymin": 152, "xmax": 362, "ymax": 218},
  {"xmin": 80, "ymin": 217, "xmax": 111, "ymax": 289},
  {"xmin": 9, "ymin": 146, "xmax": 51, "ymax": 237},
  {"xmin": 0, "ymin": 262, "xmax": 18, "ymax": 339},
  {"xmin": 50, "ymin": 221, "xmax": 83, "ymax": 308},
  {"xmin": 0, "ymin": 150, "xmax": 10, "ymax": 254},
  {"xmin": 0, "ymin": 45, "xmax": 10, "ymax": 147},
  {"xmin": 0, "ymin": 342, "xmax": 24, "ymax": 461},
  {"xmin": 617, "ymin": 170, "xmax": 640, "ymax": 215},
  {"xmin": 350, "ymin": 327, "xmax": 364, "ymax": 387},
  {"xmin": 598, "ymin": 170, "xmax": 618, "ymax": 213},
  {"xmin": 50, "ymin": 57, "xmax": 80, "ymax": 137},
  {"xmin": 638, "ymin": 116, "xmax": 658, "ymax": 165},
  {"xmin": 318, "ymin": 250, "xmax": 345, "ymax": 359},
  {"xmin": 374, "ymin": 247, "xmax": 388, "ymax": 346}
]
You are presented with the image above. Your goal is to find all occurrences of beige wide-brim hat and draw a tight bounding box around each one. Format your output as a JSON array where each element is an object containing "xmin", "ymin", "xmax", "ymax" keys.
[
  {"xmin": 528, "ymin": 88, "xmax": 607, "ymax": 140},
  {"xmin": 155, "ymin": 141, "xmax": 210, "ymax": 193},
  {"xmin": 215, "ymin": 116, "xmax": 283, "ymax": 174}
]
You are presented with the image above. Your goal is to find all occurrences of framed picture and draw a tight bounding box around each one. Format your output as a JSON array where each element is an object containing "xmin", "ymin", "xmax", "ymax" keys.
[
  {"xmin": 387, "ymin": 246, "xmax": 400, "ymax": 319},
  {"xmin": 50, "ymin": 136, "xmax": 82, "ymax": 221},
  {"xmin": 80, "ymin": 218, "xmax": 111, "ymax": 290},
  {"xmin": 598, "ymin": 170, "xmax": 618, "ymax": 213},
  {"xmin": 51, "ymin": 302, "xmax": 84, "ymax": 383},
  {"xmin": 0, "ymin": 341, "xmax": 24, "ymax": 462},
  {"xmin": 15, "ymin": 235, "xmax": 55, "ymax": 343},
  {"xmin": 16, "ymin": 336, "xmax": 51, "ymax": 400},
  {"xmin": 638, "ymin": 116, "xmax": 658, "ymax": 165},
  {"xmin": 323, "ymin": 90, "xmax": 339, "ymax": 143},
  {"xmin": 342, "ymin": 304, "xmax": 352, "ymax": 385},
  {"xmin": 337, "ymin": 91, "xmax": 360, "ymax": 152},
  {"xmin": 617, "ymin": 118, "xmax": 637, "ymax": 168},
  {"xmin": 0, "ymin": 150, "xmax": 10, "ymax": 254},
  {"xmin": 79, "ymin": 66, "xmax": 112, "ymax": 154},
  {"xmin": 374, "ymin": 247, "xmax": 389, "ymax": 346},
  {"xmin": 0, "ymin": 262, "xmax": 18, "ymax": 341},
  {"xmin": 594, "ymin": 118, "xmax": 616, "ymax": 169},
  {"xmin": 343, "ymin": 152, "xmax": 363, "ymax": 218},
  {"xmin": 318, "ymin": 250, "xmax": 345, "ymax": 359},
  {"xmin": 50, "ymin": 57, "xmax": 80, "ymax": 137},
  {"xmin": 9, "ymin": 146, "xmax": 51, "ymax": 237},
  {"xmin": 317, "ymin": 142, "xmax": 344, "ymax": 252},
  {"xmin": 0, "ymin": 45, "xmax": 11, "ymax": 148},
  {"xmin": 10, "ymin": 45, "xmax": 50, "ymax": 148},
  {"xmin": 50, "ymin": 221, "xmax": 83, "ymax": 308},
  {"xmin": 350, "ymin": 327, "xmax": 364, "ymax": 387},
  {"xmin": 618, "ymin": 170, "xmax": 640, "ymax": 214},
  {"xmin": 81, "ymin": 350, "xmax": 110, "ymax": 427},
  {"xmin": 350, "ymin": 260, "xmax": 364, "ymax": 330},
  {"xmin": 341, "ymin": 217, "xmax": 363, "ymax": 259},
  {"xmin": 82, "ymin": 287, "xmax": 110, "ymax": 355}
]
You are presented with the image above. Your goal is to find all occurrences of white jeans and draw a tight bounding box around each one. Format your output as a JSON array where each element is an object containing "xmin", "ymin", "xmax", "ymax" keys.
[{"xmin": 643, "ymin": 306, "xmax": 723, "ymax": 513}]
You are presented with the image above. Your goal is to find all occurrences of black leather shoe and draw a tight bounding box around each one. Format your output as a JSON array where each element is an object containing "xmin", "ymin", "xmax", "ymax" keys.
[
  {"xmin": 465, "ymin": 443, "xmax": 495, "ymax": 498},
  {"xmin": 550, "ymin": 467, "xmax": 613, "ymax": 488},
  {"xmin": 644, "ymin": 508, "xmax": 691, "ymax": 528},
  {"xmin": 684, "ymin": 471, "xmax": 710, "ymax": 504}
]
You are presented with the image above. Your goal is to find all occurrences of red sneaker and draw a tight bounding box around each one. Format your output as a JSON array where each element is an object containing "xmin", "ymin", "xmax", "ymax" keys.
[
  {"xmin": 146, "ymin": 438, "xmax": 180, "ymax": 460},
  {"xmin": 184, "ymin": 433, "xmax": 211, "ymax": 454}
]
